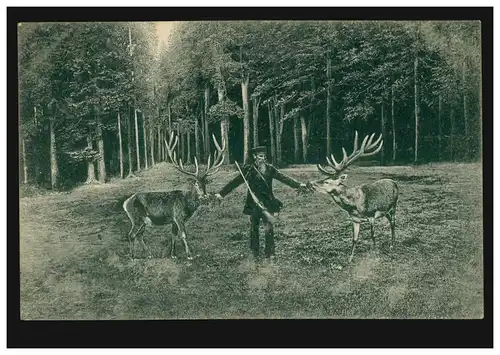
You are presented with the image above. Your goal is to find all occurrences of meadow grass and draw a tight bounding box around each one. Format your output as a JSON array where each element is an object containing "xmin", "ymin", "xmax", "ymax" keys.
[{"xmin": 19, "ymin": 162, "xmax": 483, "ymax": 319}]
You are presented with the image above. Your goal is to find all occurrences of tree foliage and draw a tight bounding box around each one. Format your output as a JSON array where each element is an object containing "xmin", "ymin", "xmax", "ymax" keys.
[{"xmin": 19, "ymin": 20, "xmax": 481, "ymax": 188}]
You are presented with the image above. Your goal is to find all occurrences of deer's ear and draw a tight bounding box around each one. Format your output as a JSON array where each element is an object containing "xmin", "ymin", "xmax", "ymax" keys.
[
  {"xmin": 339, "ymin": 174, "xmax": 348, "ymax": 181},
  {"xmin": 187, "ymin": 178, "xmax": 196, "ymax": 184}
]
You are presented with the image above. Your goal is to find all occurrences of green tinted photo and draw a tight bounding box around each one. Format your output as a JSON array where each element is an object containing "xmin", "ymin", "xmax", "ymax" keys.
[{"xmin": 19, "ymin": 20, "xmax": 483, "ymax": 319}]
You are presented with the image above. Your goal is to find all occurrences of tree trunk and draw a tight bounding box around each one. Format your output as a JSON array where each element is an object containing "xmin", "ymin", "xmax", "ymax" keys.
[
  {"xmin": 241, "ymin": 75, "xmax": 250, "ymax": 164},
  {"xmin": 49, "ymin": 117, "xmax": 58, "ymax": 190},
  {"xmin": 309, "ymin": 76, "xmax": 315, "ymax": 162},
  {"xmin": 217, "ymin": 84, "xmax": 230, "ymax": 164},
  {"xmin": 127, "ymin": 107, "xmax": 134, "ymax": 177},
  {"xmin": 150, "ymin": 119, "xmax": 155, "ymax": 167},
  {"xmin": 204, "ymin": 85, "xmax": 211, "ymax": 159},
  {"xmin": 463, "ymin": 61, "xmax": 468, "ymax": 137},
  {"xmin": 161, "ymin": 129, "xmax": 166, "ymax": 161},
  {"xmin": 220, "ymin": 119, "xmax": 229, "ymax": 163},
  {"xmin": 268, "ymin": 102, "xmax": 276, "ymax": 165},
  {"xmin": 380, "ymin": 101, "xmax": 386, "ymax": 165},
  {"xmin": 300, "ymin": 115, "xmax": 308, "ymax": 163},
  {"xmin": 85, "ymin": 133, "xmax": 97, "ymax": 183},
  {"xmin": 165, "ymin": 105, "xmax": 171, "ymax": 164},
  {"xmin": 183, "ymin": 131, "xmax": 186, "ymax": 162},
  {"xmin": 252, "ymin": 96, "xmax": 260, "ymax": 148},
  {"xmin": 326, "ymin": 50, "xmax": 332, "ymax": 157},
  {"xmin": 187, "ymin": 130, "xmax": 191, "ymax": 164},
  {"xmin": 438, "ymin": 94, "xmax": 442, "ymax": 161},
  {"xmin": 293, "ymin": 115, "xmax": 300, "ymax": 163},
  {"xmin": 117, "ymin": 112, "xmax": 124, "ymax": 178},
  {"xmin": 134, "ymin": 109, "xmax": 140, "ymax": 171},
  {"xmin": 22, "ymin": 137, "xmax": 28, "ymax": 184},
  {"xmin": 177, "ymin": 125, "xmax": 182, "ymax": 161},
  {"xmin": 391, "ymin": 85, "xmax": 397, "ymax": 162},
  {"xmin": 167, "ymin": 103, "xmax": 172, "ymax": 131},
  {"xmin": 143, "ymin": 114, "xmax": 148, "ymax": 169},
  {"xmin": 414, "ymin": 57, "xmax": 420, "ymax": 163},
  {"xmin": 275, "ymin": 103, "xmax": 284, "ymax": 166},
  {"xmin": 450, "ymin": 105, "xmax": 455, "ymax": 161},
  {"xmin": 96, "ymin": 114, "xmax": 106, "ymax": 183},
  {"xmin": 154, "ymin": 84, "xmax": 160, "ymax": 165},
  {"xmin": 157, "ymin": 126, "xmax": 161, "ymax": 162},
  {"xmin": 199, "ymin": 103, "xmax": 205, "ymax": 159},
  {"xmin": 195, "ymin": 117, "xmax": 200, "ymax": 161}
]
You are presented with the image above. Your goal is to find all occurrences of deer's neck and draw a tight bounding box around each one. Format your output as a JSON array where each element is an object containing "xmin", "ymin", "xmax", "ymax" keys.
[
  {"xmin": 186, "ymin": 188, "xmax": 203, "ymax": 210},
  {"xmin": 330, "ymin": 186, "xmax": 363, "ymax": 214}
]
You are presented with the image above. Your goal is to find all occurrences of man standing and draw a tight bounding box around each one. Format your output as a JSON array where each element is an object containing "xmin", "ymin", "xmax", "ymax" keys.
[{"xmin": 215, "ymin": 146, "xmax": 309, "ymax": 260}]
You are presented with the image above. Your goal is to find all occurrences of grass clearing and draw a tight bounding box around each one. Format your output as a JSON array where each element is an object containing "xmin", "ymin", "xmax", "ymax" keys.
[{"xmin": 20, "ymin": 162, "xmax": 483, "ymax": 319}]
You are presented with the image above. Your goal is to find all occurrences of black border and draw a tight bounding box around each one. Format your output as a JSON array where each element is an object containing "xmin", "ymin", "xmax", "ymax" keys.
[{"xmin": 8, "ymin": 7, "xmax": 493, "ymax": 348}]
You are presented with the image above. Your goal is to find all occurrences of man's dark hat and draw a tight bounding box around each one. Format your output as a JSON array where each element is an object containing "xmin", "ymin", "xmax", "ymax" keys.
[{"xmin": 251, "ymin": 146, "xmax": 267, "ymax": 155}]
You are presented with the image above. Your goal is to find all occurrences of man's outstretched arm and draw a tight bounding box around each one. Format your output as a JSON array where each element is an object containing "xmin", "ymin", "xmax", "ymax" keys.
[
  {"xmin": 215, "ymin": 168, "xmax": 247, "ymax": 199},
  {"xmin": 271, "ymin": 166, "xmax": 306, "ymax": 189}
]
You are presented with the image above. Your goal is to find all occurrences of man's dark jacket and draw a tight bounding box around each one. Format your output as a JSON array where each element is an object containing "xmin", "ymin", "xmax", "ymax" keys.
[{"xmin": 218, "ymin": 163, "xmax": 302, "ymax": 215}]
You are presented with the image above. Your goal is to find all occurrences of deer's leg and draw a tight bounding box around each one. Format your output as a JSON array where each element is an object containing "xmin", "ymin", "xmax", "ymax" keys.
[
  {"xmin": 348, "ymin": 221, "xmax": 361, "ymax": 263},
  {"xmin": 368, "ymin": 217, "xmax": 376, "ymax": 248},
  {"xmin": 127, "ymin": 225, "xmax": 136, "ymax": 259},
  {"xmin": 124, "ymin": 197, "xmax": 140, "ymax": 259},
  {"xmin": 127, "ymin": 223, "xmax": 144, "ymax": 259},
  {"xmin": 170, "ymin": 224, "xmax": 178, "ymax": 259},
  {"xmin": 249, "ymin": 210, "xmax": 261, "ymax": 258},
  {"xmin": 135, "ymin": 223, "xmax": 151, "ymax": 259},
  {"xmin": 387, "ymin": 209, "xmax": 396, "ymax": 250},
  {"xmin": 174, "ymin": 218, "xmax": 193, "ymax": 260}
]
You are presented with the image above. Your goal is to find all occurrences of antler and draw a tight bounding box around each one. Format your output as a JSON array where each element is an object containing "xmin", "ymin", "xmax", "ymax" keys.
[
  {"xmin": 165, "ymin": 132, "xmax": 226, "ymax": 179},
  {"xmin": 317, "ymin": 130, "xmax": 383, "ymax": 177},
  {"xmin": 164, "ymin": 131, "xmax": 199, "ymax": 178},
  {"xmin": 200, "ymin": 134, "xmax": 226, "ymax": 178}
]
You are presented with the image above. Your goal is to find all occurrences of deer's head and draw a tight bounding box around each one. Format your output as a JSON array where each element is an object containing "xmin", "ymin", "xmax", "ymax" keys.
[
  {"xmin": 165, "ymin": 132, "xmax": 226, "ymax": 200},
  {"xmin": 311, "ymin": 174, "xmax": 348, "ymax": 195},
  {"xmin": 310, "ymin": 131, "xmax": 383, "ymax": 194}
]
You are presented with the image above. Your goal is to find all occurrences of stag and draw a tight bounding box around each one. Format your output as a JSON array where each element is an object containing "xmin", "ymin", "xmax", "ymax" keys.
[
  {"xmin": 308, "ymin": 131, "xmax": 399, "ymax": 263},
  {"xmin": 122, "ymin": 132, "xmax": 226, "ymax": 260}
]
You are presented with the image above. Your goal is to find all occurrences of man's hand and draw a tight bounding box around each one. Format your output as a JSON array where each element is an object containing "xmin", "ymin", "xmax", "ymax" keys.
[
  {"xmin": 215, "ymin": 193, "xmax": 223, "ymax": 204},
  {"xmin": 210, "ymin": 193, "xmax": 223, "ymax": 207},
  {"xmin": 296, "ymin": 183, "xmax": 312, "ymax": 195}
]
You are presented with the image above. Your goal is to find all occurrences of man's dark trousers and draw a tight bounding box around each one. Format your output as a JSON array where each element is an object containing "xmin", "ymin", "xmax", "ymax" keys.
[{"xmin": 250, "ymin": 208, "xmax": 275, "ymax": 258}]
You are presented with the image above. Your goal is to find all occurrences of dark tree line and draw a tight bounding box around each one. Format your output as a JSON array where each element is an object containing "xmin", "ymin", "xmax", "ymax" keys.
[{"xmin": 19, "ymin": 20, "xmax": 481, "ymax": 190}]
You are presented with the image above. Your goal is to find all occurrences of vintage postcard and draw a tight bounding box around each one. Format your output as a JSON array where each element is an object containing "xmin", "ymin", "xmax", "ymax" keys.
[{"xmin": 18, "ymin": 18, "xmax": 485, "ymax": 324}]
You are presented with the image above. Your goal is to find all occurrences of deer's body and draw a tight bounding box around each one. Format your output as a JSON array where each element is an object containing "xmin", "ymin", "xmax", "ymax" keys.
[
  {"xmin": 329, "ymin": 179, "xmax": 398, "ymax": 222},
  {"xmin": 309, "ymin": 131, "xmax": 400, "ymax": 263},
  {"xmin": 126, "ymin": 190, "xmax": 201, "ymax": 226},
  {"xmin": 123, "ymin": 187, "xmax": 207, "ymax": 259},
  {"xmin": 122, "ymin": 133, "xmax": 225, "ymax": 260}
]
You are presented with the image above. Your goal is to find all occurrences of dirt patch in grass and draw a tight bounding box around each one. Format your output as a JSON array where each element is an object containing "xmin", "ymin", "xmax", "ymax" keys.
[{"xmin": 20, "ymin": 163, "xmax": 483, "ymax": 319}]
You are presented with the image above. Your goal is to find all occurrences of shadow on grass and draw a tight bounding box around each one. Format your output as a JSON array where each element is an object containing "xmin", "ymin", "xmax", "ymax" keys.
[{"xmin": 381, "ymin": 173, "xmax": 449, "ymax": 185}]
